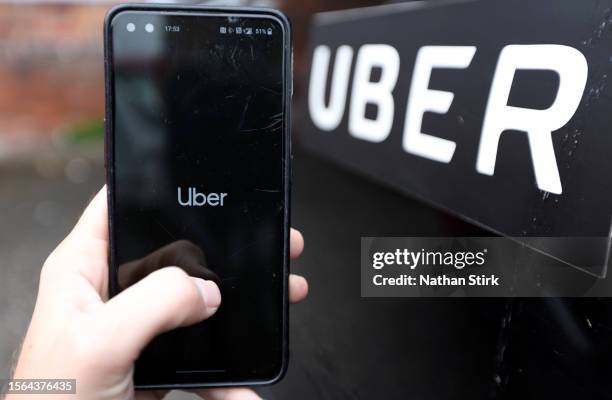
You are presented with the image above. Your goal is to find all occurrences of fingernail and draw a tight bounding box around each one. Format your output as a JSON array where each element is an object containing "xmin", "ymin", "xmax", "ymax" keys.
[{"xmin": 195, "ymin": 279, "xmax": 221, "ymax": 309}]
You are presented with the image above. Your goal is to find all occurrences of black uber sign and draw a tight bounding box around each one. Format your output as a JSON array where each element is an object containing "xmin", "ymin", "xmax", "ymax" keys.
[{"xmin": 299, "ymin": 0, "xmax": 612, "ymax": 274}]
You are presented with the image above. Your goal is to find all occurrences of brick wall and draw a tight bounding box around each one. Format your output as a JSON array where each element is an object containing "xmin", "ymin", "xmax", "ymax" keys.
[
  {"xmin": 0, "ymin": 1, "xmax": 379, "ymax": 139},
  {"xmin": 0, "ymin": 4, "xmax": 107, "ymax": 138}
]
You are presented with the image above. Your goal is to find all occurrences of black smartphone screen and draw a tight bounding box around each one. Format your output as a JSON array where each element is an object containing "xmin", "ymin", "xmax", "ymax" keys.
[{"xmin": 106, "ymin": 7, "xmax": 290, "ymax": 387}]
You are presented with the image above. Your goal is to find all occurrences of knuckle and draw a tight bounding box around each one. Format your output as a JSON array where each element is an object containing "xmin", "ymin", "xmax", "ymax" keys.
[
  {"xmin": 40, "ymin": 246, "xmax": 64, "ymax": 283},
  {"xmin": 156, "ymin": 266, "xmax": 188, "ymax": 282},
  {"xmin": 156, "ymin": 267, "xmax": 200, "ymax": 304}
]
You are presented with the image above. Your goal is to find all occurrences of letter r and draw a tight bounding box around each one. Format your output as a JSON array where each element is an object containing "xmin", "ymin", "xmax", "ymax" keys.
[{"xmin": 476, "ymin": 45, "xmax": 588, "ymax": 194}]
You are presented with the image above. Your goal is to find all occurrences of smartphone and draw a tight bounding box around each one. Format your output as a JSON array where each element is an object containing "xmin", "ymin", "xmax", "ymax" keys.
[{"xmin": 104, "ymin": 4, "xmax": 292, "ymax": 388}]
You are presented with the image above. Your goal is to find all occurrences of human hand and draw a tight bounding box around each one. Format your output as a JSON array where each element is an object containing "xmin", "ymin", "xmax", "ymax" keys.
[{"xmin": 9, "ymin": 187, "xmax": 308, "ymax": 400}]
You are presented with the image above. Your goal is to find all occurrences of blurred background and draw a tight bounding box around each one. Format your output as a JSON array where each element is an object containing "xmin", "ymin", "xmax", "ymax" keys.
[{"xmin": 2, "ymin": 1, "xmax": 612, "ymax": 399}]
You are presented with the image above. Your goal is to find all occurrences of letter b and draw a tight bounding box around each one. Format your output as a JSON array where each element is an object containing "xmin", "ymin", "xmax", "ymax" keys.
[
  {"xmin": 192, "ymin": 188, "xmax": 207, "ymax": 206},
  {"xmin": 348, "ymin": 44, "xmax": 400, "ymax": 142}
]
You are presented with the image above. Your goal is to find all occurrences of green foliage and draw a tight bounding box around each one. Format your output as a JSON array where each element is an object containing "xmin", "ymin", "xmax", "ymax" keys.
[{"xmin": 64, "ymin": 118, "xmax": 104, "ymax": 144}]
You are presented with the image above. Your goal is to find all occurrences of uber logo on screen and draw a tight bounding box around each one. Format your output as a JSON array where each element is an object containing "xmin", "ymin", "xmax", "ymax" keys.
[
  {"xmin": 299, "ymin": 0, "xmax": 612, "ymax": 268},
  {"xmin": 309, "ymin": 44, "xmax": 588, "ymax": 195},
  {"xmin": 177, "ymin": 187, "xmax": 228, "ymax": 207}
]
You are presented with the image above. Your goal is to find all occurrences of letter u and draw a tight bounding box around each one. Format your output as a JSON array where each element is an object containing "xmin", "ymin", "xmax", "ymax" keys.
[{"xmin": 177, "ymin": 187, "xmax": 191, "ymax": 206}]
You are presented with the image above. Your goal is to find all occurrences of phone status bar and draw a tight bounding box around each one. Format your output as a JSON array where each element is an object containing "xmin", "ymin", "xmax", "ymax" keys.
[{"xmin": 219, "ymin": 26, "xmax": 273, "ymax": 36}]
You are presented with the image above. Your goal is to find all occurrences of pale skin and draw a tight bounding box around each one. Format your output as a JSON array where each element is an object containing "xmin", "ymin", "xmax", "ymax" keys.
[{"xmin": 8, "ymin": 187, "xmax": 308, "ymax": 400}]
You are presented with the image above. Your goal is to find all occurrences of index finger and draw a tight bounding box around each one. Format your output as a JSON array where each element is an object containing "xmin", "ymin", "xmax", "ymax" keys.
[
  {"xmin": 69, "ymin": 186, "xmax": 109, "ymax": 244},
  {"xmin": 290, "ymin": 228, "xmax": 304, "ymax": 259}
]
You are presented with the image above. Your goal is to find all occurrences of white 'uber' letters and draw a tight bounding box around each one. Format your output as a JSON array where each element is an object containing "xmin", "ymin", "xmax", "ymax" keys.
[
  {"xmin": 307, "ymin": 43, "xmax": 589, "ymax": 194},
  {"xmin": 177, "ymin": 187, "xmax": 227, "ymax": 207}
]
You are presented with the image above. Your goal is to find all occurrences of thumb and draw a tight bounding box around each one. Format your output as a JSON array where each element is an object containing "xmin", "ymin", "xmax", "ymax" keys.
[{"xmin": 97, "ymin": 266, "xmax": 221, "ymax": 359}]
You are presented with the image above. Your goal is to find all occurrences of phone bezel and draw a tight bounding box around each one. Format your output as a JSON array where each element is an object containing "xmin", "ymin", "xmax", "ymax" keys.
[{"xmin": 103, "ymin": 3, "xmax": 292, "ymax": 389}]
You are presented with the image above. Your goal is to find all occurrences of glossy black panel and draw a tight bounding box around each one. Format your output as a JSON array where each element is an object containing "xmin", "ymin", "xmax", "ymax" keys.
[{"xmin": 107, "ymin": 8, "xmax": 288, "ymax": 386}]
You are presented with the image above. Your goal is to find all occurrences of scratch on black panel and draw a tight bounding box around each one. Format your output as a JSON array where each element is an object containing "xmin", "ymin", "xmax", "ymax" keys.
[
  {"xmin": 253, "ymin": 188, "xmax": 281, "ymax": 193},
  {"xmin": 154, "ymin": 218, "xmax": 176, "ymax": 241}
]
